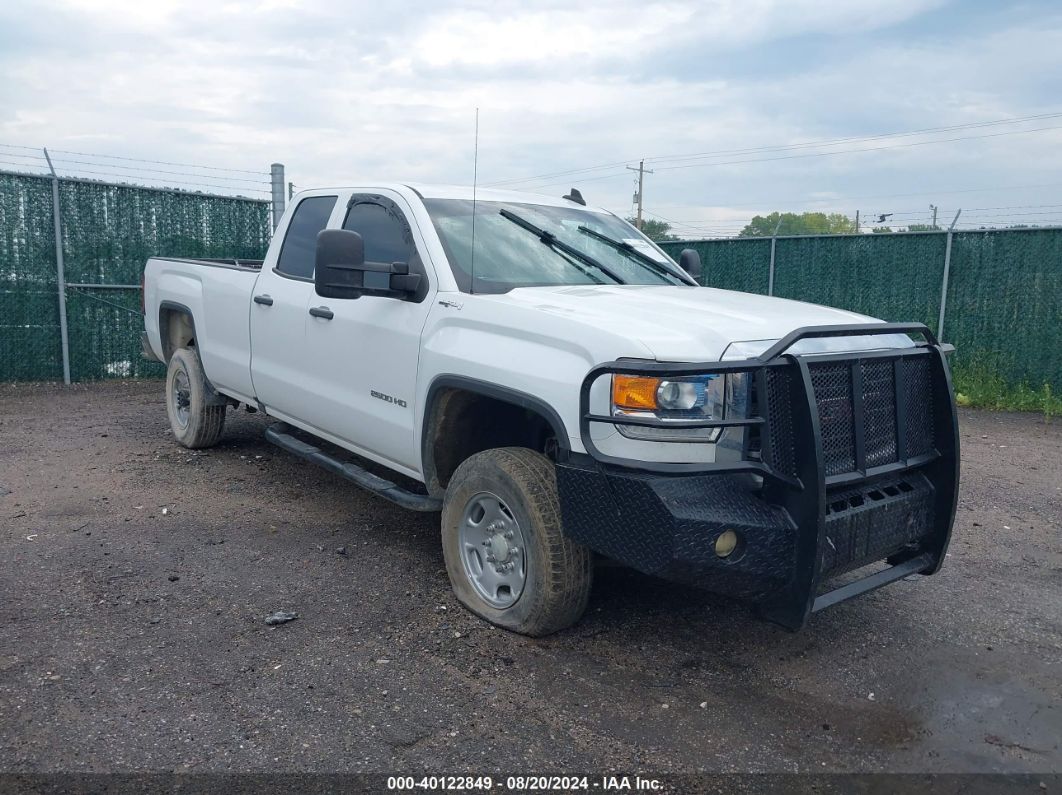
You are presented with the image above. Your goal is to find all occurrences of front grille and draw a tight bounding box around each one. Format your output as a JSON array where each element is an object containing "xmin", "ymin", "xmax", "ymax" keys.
[
  {"xmin": 806, "ymin": 354, "xmax": 935, "ymax": 478},
  {"xmin": 902, "ymin": 356, "xmax": 935, "ymax": 458},
  {"xmin": 862, "ymin": 360, "xmax": 897, "ymax": 467},
  {"xmin": 811, "ymin": 363, "xmax": 856, "ymax": 476}
]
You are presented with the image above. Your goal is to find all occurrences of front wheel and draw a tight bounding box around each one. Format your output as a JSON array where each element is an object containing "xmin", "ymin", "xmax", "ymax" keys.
[
  {"xmin": 441, "ymin": 447, "xmax": 593, "ymax": 636},
  {"xmin": 165, "ymin": 347, "xmax": 226, "ymax": 449}
]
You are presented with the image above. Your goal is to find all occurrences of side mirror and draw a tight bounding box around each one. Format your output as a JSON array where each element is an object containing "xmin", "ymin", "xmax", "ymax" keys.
[
  {"xmin": 314, "ymin": 229, "xmax": 421, "ymax": 299},
  {"xmin": 679, "ymin": 248, "xmax": 702, "ymax": 283}
]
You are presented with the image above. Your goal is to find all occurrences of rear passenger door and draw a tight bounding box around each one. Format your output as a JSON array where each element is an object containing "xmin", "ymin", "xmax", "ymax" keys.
[
  {"xmin": 298, "ymin": 192, "xmax": 435, "ymax": 473},
  {"xmin": 249, "ymin": 194, "xmax": 338, "ymax": 419}
]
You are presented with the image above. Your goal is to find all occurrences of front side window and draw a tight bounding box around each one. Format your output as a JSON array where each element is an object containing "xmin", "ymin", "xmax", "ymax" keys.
[
  {"xmin": 423, "ymin": 199, "xmax": 688, "ymax": 294},
  {"xmin": 344, "ymin": 195, "xmax": 427, "ymax": 301},
  {"xmin": 276, "ymin": 195, "xmax": 337, "ymax": 279},
  {"xmin": 343, "ymin": 199, "xmax": 418, "ymax": 265}
]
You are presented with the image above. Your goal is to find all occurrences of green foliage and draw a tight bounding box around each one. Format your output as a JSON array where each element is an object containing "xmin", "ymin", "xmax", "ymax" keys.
[
  {"xmin": 739, "ymin": 211, "xmax": 856, "ymax": 237},
  {"xmin": 874, "ymin": 224, "xmax": 939, "ymax": 233},
  {"xmin": 953, "ymin": 360, "xmax": 1059, "ymax": 419},
  {"xmin": 627, "ymin": 217, "xmax": 676, "ymax": 241}
]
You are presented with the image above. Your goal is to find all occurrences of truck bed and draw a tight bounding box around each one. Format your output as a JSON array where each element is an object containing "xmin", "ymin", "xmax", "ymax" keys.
[{"xmin": 143, "ymin": 255, "xmax": 264, "ymax": 402}]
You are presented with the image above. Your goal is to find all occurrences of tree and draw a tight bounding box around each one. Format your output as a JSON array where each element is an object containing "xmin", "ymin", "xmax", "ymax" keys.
[
  {"xmin": 739, "ymin": 211, "xmax": 856, "ymax": 237},
  {"xmin": 906, "ymin": 224, "xmax": 940, "ymax": 232},
  {"xmin": 627, "ymin": 217, "xmax": 677, "ymax": 241},
  {"xmin": 871, "ymin": 226, "xmax": 894, "ymax": 234}
]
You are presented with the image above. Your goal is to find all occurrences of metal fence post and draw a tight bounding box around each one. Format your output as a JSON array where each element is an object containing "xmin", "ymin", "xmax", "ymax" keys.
[
  {"xmin": 270, "ymin": 163, "xmax": 285, "ymax": 230},
  {"xmin": 936, "ymin": 209, "xmax": 962, "ymax": 341},
  {"xmin": 767, "ymin": 218, "xmax": 782, "ymax": 296},
  {"xmin": 43, "ymin": 148, "xmax": 71, "ymax": 385}
]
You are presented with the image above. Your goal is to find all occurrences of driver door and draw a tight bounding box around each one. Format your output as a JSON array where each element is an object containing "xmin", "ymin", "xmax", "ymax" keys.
[{"xmin": 298, "ymin": 191, "xmax": 435, "ymax": 474}]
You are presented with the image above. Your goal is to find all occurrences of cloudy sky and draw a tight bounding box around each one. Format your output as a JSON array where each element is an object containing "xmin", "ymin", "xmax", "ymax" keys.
[{"xmin": 2, "ymin": 0, "xmax": 1061, "ymax": 236}]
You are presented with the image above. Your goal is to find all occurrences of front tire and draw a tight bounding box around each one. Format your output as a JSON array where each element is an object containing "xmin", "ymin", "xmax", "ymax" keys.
[
  {"xmin": 441, "ymin": 448, "xmax": 593, "ymax": 636},
  {"xmin": 165, "ymin": 347, "xmax": 226, "ymax": 449}
]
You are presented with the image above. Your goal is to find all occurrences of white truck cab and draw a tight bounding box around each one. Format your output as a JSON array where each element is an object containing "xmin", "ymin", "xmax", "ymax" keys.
[{"xmin": 143, "ymin": 184, "xmax": 959, "ymax": 635}]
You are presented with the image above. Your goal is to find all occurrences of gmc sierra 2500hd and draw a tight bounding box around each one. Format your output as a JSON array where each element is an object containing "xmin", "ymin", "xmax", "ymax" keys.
[{"xmin": 142, "ymin": 184, "xmax": 959, "ymax": 636}]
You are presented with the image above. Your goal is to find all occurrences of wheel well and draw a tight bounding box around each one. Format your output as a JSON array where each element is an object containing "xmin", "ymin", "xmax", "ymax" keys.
[
  {"xmin": 423, "ymin": 387, "xmax": 562, "ymax": 496},
  {"xmin": 159, "ymin": 306, "xmax": 195, "ymax": 362}
]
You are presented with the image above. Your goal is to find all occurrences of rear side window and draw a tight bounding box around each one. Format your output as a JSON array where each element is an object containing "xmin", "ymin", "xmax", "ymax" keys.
[
  {"xmin": 276, "ymin": 195, "xmax": 337, "ymax": 279},
  {"xmin": 343, "ymin": 200, "xmax": 417, "ymax": 265}
]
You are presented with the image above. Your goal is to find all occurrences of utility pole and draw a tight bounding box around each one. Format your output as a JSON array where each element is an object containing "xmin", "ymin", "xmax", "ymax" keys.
[
  {"xmin": 930, "ymin": 204, "xmax": 938, "ymax": 229},
  {"xmin": 854, "ymin": 210, "xmax": 860, "ymax": 234},
  {"xmin": 626, "ymin": 160, "xmax": 654, "ymax": 231}
]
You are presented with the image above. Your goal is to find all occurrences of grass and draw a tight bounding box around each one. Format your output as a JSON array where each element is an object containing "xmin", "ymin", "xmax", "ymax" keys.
[{"xmin": 952, "ymin": 361, "xmax": 1060, "ymax": 420}]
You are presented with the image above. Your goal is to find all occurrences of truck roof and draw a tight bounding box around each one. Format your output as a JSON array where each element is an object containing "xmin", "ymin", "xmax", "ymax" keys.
[{"xmin": 296, "ymin": 183, "xmax": 614, "ymax": 214}]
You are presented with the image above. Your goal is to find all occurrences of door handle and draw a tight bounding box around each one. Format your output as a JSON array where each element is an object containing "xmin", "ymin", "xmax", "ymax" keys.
[
  {"xmin": 309, "ymin": 306, "xmax": 334, "ymax": 320},
  {"xmin": 253, "ymin": 294, "xmax": 273, "ymax": 306}
]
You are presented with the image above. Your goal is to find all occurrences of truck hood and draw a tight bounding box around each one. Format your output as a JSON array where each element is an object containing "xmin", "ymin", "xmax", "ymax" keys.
[{"xmin": 495, "ymin": 284, "xmax": 905, "ymax": 361}]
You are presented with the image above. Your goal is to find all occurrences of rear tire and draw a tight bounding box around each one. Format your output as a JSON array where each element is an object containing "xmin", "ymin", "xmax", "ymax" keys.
[
  {"xmin": 441, "ymin": 447, "xmax": 592, "ymax": 636},
  {"xmin": 165, "ymin": 347, "xmax": 226, "ymax": 449}
]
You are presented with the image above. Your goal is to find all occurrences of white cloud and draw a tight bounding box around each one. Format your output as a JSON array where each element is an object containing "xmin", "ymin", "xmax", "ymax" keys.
[{"xmin": 1, "ymin": 0, "xmax": 1060, "ymax": 232}]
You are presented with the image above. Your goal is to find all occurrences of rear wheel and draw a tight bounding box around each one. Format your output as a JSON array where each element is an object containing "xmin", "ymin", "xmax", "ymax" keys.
[
  {"xmin": 441, "ymin": 447, "xmax": 592, "ymax": 636},
  {"xmin": 165, "ymin": 347, "xmax": 226, "ymax": 449}
]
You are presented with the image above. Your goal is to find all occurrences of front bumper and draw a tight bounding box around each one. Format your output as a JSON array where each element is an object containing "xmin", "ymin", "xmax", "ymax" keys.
[{"xmin": 557, "ymin": 323, "xmax": 960, "ymax": 630}]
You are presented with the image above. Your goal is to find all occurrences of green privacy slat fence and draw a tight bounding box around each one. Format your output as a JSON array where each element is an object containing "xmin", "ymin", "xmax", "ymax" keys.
[
  {"xmin": 659, "ymin": 230, "xmax": 1062, "ymax": 393},
  {"xmin": 671, "ymin": 238, "xmax": 773, "ymax": 294},
  {"xmin": 944, "ymin": 229, "xmax": 1062, "ymax": 390},
  {"xmin": 0, "ymin": 170, "xmax": 270, "ymax": 382}
]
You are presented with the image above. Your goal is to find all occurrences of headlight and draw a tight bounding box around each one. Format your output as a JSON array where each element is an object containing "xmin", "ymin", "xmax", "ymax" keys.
[{"xmin": 612, "ymin": 373, "xmax": 745, "ymax": 442}]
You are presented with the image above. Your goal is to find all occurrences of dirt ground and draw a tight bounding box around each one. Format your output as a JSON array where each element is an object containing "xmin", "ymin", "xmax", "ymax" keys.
[{"xmin": 0, "ymin": 380, "xmax": 1059, "ymax": 775}]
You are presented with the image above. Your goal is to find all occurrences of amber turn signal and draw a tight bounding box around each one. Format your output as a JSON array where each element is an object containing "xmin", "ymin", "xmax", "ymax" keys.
[{"xmin": 612, "ymin": 375, "xmax": 660, "ymax": 410}]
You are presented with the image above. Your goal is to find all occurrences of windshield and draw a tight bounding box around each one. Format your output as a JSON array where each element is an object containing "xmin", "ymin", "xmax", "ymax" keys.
[{"xmin": 423, "ymin": 199, "xmax": 689, "ymax": 294}]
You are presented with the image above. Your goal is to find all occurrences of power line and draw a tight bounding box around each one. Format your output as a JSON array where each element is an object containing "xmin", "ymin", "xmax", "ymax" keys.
[
  {"xmin": 508, "ymin": 123, "xmax": 1062, "ymax": 193},
  {"xmin": 649, "ymin": 182, "xmax": 1062, "ymax": 213},
  {"xmin": 486, "ymin": 111, "xmax": 1062, "ymax": 188},
  {"xmin": 647, "ymin": 113, "xmax": 1062, "ymax": 166},
  {"xmin": 649, "ymin": 124, "xmax": 1062, "ymax": 173}
]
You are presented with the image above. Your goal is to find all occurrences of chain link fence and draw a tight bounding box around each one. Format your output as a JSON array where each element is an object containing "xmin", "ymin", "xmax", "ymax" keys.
[
  {"xmin": 1, "ymin": 170, "xmax": 270, "ymax": 382},
  {"xmin": 659, "ymin": 229, "xmax": 1062, "ymax": 396}
]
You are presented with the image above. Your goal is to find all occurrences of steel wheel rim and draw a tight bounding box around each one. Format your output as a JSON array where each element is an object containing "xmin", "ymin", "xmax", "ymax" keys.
[
  {"xmin": 458, "ymin": 491, "xmax": 527, "ymax": 609},
  {"xmin": 172, "ymin": 368, "xmax": 191, "ymax": 429}
]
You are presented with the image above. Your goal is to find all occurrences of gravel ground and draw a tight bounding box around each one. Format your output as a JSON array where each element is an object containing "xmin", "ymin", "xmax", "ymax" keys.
[{"xmin": 0, "ymin": 380, "xmax": 1059, "ymax": 775}]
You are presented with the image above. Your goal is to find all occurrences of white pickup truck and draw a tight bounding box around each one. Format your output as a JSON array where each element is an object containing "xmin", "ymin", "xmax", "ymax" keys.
[{"xmin": 142, "ymin": 184, "xmax": 959, "ymax": 635}]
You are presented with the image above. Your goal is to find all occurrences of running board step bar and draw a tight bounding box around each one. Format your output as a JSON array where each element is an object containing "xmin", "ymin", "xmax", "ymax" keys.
[
  {"xmin": 264, "ymin": 422, "xmax": 442, "ymax": 512},
  {"xmin": 811, "ymin": 553, "xmax": 934, "ymax": 613}
]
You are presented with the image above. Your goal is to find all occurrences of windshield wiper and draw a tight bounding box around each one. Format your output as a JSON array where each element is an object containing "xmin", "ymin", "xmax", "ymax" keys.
[
  {"xmin": 499, "ymin": 209, "xmax": 625, "ymax": 285},
  {"xmin": 577, "ymin": 225, "xmax": 686, "ymax": 283}
]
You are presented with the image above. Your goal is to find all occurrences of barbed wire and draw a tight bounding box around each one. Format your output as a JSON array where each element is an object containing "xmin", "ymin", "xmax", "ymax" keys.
[
  {"xmin": 0, "ymin": 142, "xmax": 273, "ymax": 196},
  {"xmin": 0, "ymin": 141, "xmax": 267, "ymax": 176}
]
